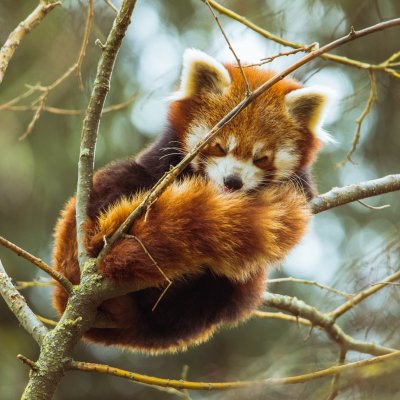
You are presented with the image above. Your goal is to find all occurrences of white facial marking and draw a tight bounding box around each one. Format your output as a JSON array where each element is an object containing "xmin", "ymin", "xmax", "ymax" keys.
[
  {"xmin": 186, "ymin": 124, "xmax": 209, "ymax": 151},
  {"xmin": 252, "ymin": 143, "xmax": 273, "ymax": 159},
  {"xmin": 226, "ymin": 136, "xmax": 237, "ymax": 152},
  {"xmin": 205, "ymin": 155, "xmax": 264, "ymax": 191},
  {"xmin": 274, "ymin": 148, "xmax": 299, "ymax": 179}
]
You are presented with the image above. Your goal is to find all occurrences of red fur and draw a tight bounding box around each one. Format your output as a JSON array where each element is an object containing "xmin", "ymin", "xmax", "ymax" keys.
[{"xmin": 52, "ymin": 54, "xmax": 323, "ymax": 353}]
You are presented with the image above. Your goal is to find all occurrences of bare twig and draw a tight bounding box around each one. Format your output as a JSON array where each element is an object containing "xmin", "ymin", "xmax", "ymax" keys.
[
  {"xmin": 36, "ymin": 315, "xmax": 58, "ymax": 327},
  {"xmin": 207, "ymin": 0, "xmax": 400, "ymax": 78},
  {"xmin": 70, "ymin": 352, "xmax": 400, "ymax": 390},
  {"xmin": 98, "ymin": 20, "xmax": 400, "ymax": 261},
  {"xmin": 330, "ymin": 268, "xmax": 400, "ymax": 320},
  {"xmin": 338, "ymin": 71, "xmax": 378, "ymax": 166},
  {"xmin": 243, "ymin": 43, "xmax": 318, "ymax": 68},
  {"xmin": 0, "ymin": 91, "xmax": 138, "ymax": 115},
  {"xmin": 76, "ymin": 0, "xmax": 94, "ymax": 91},
  {"xmin": 0, "ymin": 260, "xmax": 48, "ymax": 345},
  {"xmin": 124, "ymin": 234, "xmax": 172, "ymax": 311},
  {"xmin": 327, "ymin": 347, "xmax": 347, "ymax": 400},
  {"xmin": 262, "ymin": 292, "xmax": 397, "ymax": 356},
  {"xmin": 268, "ymin": 277, "xmax": 352, "ymax": 299},
  {"xmin": 104, "ymin": 0, "xmax": 119, "ymax": 14},
  {"xmin": 16, "ymin": 280, "xmax": 55, "ymax": 290},
  {"xmin": 0, "ymin": 84, "xmax": 40, "ymax": 108},
  {"xmin": 0, "ymin": 235, "xmax": 72, "ymax": 293},
  {"xmin": 357, "ymin": 199, "xmax": 390, "ymax": 210},
  {"xmin": 0, "ymin": 1, "xmax": 61, "ymax": 84},
  {"xmin": 17, "ymin": 354, "xmax": 37, "ymax": 370},
  {"xmin": 12, "ymin": 0, "xmax": 94, "ymax": 140},
  {"xmin": 203, "ymin": 0, "xmax": 251, "ymax": 96},
  {"xmin": 252, "ymin": 310, "xmax": 313, "ymax": 327},
  {"xmin": 310, "ymin": 174, "xmax": 400, "ymax": 214},
  {"xmin": 18, "ymin": 93, "xmax": 48, "ymax": 140}
]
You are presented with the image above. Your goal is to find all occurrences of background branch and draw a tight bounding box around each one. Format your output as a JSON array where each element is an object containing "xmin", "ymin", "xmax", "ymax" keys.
[
  {"xmin": 0, "ymin": 260, "xmax": 48, "ymax": 345},
  {"xmin": 262, "ymin": 292, "xmax": 397, "ymax": 356},
  {"xmin": 207, "ymin": 0, "xmax": 400, "ymax": 78},
  {"xmin": 0, "ymin": 1, "xmax": 60, "ymax": 84},
  {"xmin": 0, "ymin": 235, "xmax": 72, "ymax": 292},
  {"xmin": 311, "ymin": 174, "xmax": 400, "ymax": 214},
  {"xmin": 70, "ymin": 351, "xmax": 400, "ymax": 391}
]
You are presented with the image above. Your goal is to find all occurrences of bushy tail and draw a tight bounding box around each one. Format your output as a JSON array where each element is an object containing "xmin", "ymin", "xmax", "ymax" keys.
[{"xmin": 87, "ymin": 177, "xmax": 311, "ymax": 285}]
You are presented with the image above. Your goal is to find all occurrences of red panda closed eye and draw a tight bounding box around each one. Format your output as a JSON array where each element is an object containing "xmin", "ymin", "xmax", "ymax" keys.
[{"xmin": 52, "ymin": 49, "xmax": 333, "ymax": 353}]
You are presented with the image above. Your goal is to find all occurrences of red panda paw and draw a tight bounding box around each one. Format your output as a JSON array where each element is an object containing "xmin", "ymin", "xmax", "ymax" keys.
[{"xmin": 97, "ymin": 238, "xmax": 162, "ymax": 285}]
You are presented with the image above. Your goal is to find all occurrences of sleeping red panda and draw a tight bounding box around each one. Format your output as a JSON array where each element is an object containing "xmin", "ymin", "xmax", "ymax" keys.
[{"xmin": 52, "ymin": 49, "xmax": 333, "ymax": 353}]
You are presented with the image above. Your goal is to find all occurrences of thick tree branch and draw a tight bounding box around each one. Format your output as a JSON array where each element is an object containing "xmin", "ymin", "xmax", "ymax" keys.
[
  {"xmin": 0, "ymin": 260, "xmax": 48, "ymax": 345},
  {"xmin": 311, "ymin": 174, "xmax": 400, "ymax": 214},
  {"xmin": 0, "ymin": 1, "xmax": 60, "ymax": 84},
  {"xmin": 76, "ymin": 0, "xmax": 137, "ymax": 267},
  {"xmin": 20, "ymin": 2, "xmax": 139, "ymax": 399},
  {"xmin": 98, "ymin": 19, "xmax": 400, "ymax": 260}
]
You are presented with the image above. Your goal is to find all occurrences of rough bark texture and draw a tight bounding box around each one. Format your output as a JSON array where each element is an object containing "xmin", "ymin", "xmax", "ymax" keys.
[{"xmin": 20, "ymin": 1, "xmax": 138, "ymax": 398}]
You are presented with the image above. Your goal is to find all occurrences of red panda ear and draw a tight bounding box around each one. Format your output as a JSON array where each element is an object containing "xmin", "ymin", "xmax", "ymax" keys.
[
  {"xmin": 173, "ymin": 49, "xmax": 231, "ymax": 100},
  {"xmin": 285, "ymin": 86, "xmax": 335, "ymax": 144}
]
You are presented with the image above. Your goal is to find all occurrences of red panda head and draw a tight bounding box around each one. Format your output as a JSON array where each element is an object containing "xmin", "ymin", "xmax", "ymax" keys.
[{"xmin": 168, "ymin": 49, "xmax": 334, "ymax": 192}]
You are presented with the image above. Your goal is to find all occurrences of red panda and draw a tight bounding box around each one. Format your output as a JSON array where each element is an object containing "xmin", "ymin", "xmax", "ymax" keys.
[{"xmin": 52, "ymin": 49, "xmax": 333, "ymax": 353}]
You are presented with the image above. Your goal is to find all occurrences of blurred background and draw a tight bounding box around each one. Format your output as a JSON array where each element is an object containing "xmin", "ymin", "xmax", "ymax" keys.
[{"xmin": 0, "ymin": 0, "xmax": 399, "ymax": 399}]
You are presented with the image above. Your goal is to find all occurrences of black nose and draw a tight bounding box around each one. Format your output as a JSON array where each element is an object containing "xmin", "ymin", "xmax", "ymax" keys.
[{"xmin": 223, "ymin": 175, "xmax": 243, "ymax": 191}]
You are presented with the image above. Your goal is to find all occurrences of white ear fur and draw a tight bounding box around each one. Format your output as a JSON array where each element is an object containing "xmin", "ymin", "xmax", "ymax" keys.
[
  {"xmin": 285, "ymin": 86, "xmax": 336, "ymax": 144},
  {"xmin": 171, "ymin": 48, "xmax": 231, "ymax": 100}
]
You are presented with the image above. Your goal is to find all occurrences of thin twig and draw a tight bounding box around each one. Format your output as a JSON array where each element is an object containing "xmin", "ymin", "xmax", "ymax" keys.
[
  {"xmin": 16, "ymin": 280, "xmax": 55, "ymax": 290},
  {"xmin": 18, "ymin": 92, "xmax": 48, "ymax": 140},
  {"xmin": 13, "ymin": 0, "xmax": 94, "ymax": 140},
  {"xmin": 327, "ymin": 347, "xmax": 347, "ymax": 400},
  {"xmin": 70, "ymin": 352, "xmax": 400, "ymax": 390},
  {"xmin": 0, "ymin": 91, "xmax": 138, "ymax": 115},
  {"xmin": 17, "ymin": 354, "xmax": 37, "ymax": 370},
  {"xmin": 98, "ymin": 20, "xmax": 400, "ymax": 261},
  {"xmin": 203, "ymin": 0, "xmax": 251, "ymax": 96},
  {"xmin": 262, "ymin": 292, "xmax": 397, "ymax": 356},
  {"xmin": 0, "ymin": 260, "xmax": 48, "ymax": 345},
  {"xmin": 243, "ymin": 43, "xmax": 318, "ymax": 68},
  {"xmin": 0, "ymin": 1, "xmax": 61, "ymax": 84},
  {"xmin": 207, "ymin": 0, "xmax": 400, "ymax": 78},
  {"xmin": 338, "ymin": 71, "xmax": 378, "ymax": 166},
  {"xmin": 330, "ymin": 268, "xmax": 400, "ymax": 320},
  {"xmin": 0, "ymin": 235, "xmax": 72, "ymax": 293},
  {"xmin": 76, "ymin": 0, "xmax": 94, "ymax": 91},
  {"xmin": 36, "ymin": 315, "xmax": 58, "ymax": 326},
  {"xmin": 252, "ymin": 310, "xmax": 313, "ymax": 327},
  {"xmin": 104, "ymin": 0, "xmax": 119, "ymax": 14},
  {"xmin": 181, "ymin": 365, "xmax": 191, "ymax": 400},
  {"xmin": 0, "ymin": 84, "xmax": 39, "ymax": 108},
  {"xmin": 357, "ymin": 199, "xmax": 390, "ymax": 210},
  {"xmin": 268, "ymin": 277, "xmax": 353, "ymax": 299},
  {"xmin": 124, "ymin": 234, "xmax": 173, "ymax": 311}
]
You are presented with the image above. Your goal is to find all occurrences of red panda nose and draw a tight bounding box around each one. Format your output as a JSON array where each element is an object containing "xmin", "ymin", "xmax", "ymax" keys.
[{"xmin": 223, "ymin": 175, "xmax": 244, "ymax": 191}]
